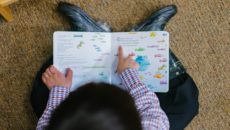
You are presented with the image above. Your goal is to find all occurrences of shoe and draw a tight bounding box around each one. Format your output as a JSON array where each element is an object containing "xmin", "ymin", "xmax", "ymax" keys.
[
  {"xmin": 57, "ymin": 2, "xmax": 111, "ymax": 32},
  {"xmin": 132, "ymin": 5, "xmax": 177, "ymax": 31}
]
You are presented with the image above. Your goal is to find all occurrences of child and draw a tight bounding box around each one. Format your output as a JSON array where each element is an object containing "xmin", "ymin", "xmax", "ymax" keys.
[
  {"xmin": 31, "ymin": 3, "xmax": 199, "ymax": 130},
  {"xmin": 36, "ymin": 46, "xmax": 169, "ymax": 130}
]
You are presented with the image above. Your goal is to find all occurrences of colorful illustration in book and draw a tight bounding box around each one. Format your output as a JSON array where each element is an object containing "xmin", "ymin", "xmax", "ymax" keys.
[
  {"xmin": 93, "ymin": 44, "xmax": 101, "ymax": 52},
  {"xmin": 159, "ymin": 58, "xmax": 167, "ymax": 63},
  {"xmin": 77, "ymin": 41, "xmax": 84, "ymax": 49},
  {"xmin": 147, "ymin": 45, "xmax": 158, "ymax": 48},
  {"xmin": 150, "ymin": 32, "xmax": 156, "ymax": 38},
  {"xmin": 91, "ymin": 33, "xmax": 106, "ymax": 42},
  {"xmin": 99, "ymin": 72, "xmax": 108, "ymax": 80},
  {"xmin": 157, "ymin": 48, "xmax": 166, "ymax": 51},
  {"xmin": 147, "ymin": 84, "xmax": 154, "ymax": 90},
  {"xmin": 139, "ymin": 75, "xmax": 144, "ymax": 80},
  {"xmin": 135, "ymin": 55, "xmax": 150, "ymax": 71},
  {"xmin": 154, "ymin": 54, "xmax": 163, "ymax": 58},
  {"xmin": 135, "ymin": 48, "xmax": 145, "ymax": 52},
  {"xmin": 158, "ymin": 65, "xmax": 167, "ymax": 70},
  {"xmin": 160, "ymin": 80, "xmax": 167, "ymax": 85},
  {"xmin": 154, "ymin": 73, "xmax": 164, "ymax": 79}
]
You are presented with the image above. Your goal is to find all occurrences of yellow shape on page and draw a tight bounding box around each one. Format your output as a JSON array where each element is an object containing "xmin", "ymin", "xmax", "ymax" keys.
[
  {"xmin": 154, "ymin": 73, "xmax": 164, "ymax": 79},
  {"xmin": 158, "ymin": 65, "xmax": 166, "ymax": 70},
  {"xmin": 150, "ymin": 32, "xmax": 156, "ymax": 38},
  {"xmin": 139, "ymin": 75, "xmax": 144, "ymax": 80}
]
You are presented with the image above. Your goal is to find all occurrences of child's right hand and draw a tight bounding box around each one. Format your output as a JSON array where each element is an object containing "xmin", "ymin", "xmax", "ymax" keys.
[
  {"xmin": 117, "ymin": 46, "xmax": 139, "ymax": 74},
  {"xmin": 42, "ymin": 65, "xmax": 73, "ymax": 89}
]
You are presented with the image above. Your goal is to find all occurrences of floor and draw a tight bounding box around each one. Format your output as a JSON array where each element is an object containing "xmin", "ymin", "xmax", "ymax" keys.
[{"xmin": 0, "ymin": 0, "xmax": 229, "ymax": 129}]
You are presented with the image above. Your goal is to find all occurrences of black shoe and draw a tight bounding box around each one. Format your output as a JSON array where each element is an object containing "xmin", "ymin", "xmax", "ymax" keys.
[
  {"xmin": 57, "ymin": 2, "xmax": 111, "ymax": 32},
  {"xmin": 132, "ymin": 5, "xmax": 177, "ymax": 31}
]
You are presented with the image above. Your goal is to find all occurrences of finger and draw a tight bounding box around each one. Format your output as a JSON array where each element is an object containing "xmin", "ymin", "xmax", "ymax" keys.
[
  {"xmin": 66, "ymin": 68, "xmax": 73, "ymax": 80},
  {"xmin": 132, "ymin": 61, "xmax": 139, "ymax": 68},
  {"xmin": 128, "ymin": 55, "xmax": 133, "ymax": 59},
  {"xmin": 129, "ymin": 52, "xmax": 135, "ymax": 57},
  {"xmin": 45, "ymin": 68, "xmax": 52, "ymax": 76},
  {"xmin": 43, "ymin": 73, "xmax": 49, "ymax": 79},
  {"xmin": 50, "ymin": 65, "xmax": 58, "ymax": 74},
  {"xmin": 126, "ymin": 55, "xmax": 133, "ymax": 61},
  {"xmin": 118, "ymin": 46, "xmax": 124, "ymax": 62},
  {"xmin": 42, "ymin": 76, "xmax": 47, "ymax": 84}
]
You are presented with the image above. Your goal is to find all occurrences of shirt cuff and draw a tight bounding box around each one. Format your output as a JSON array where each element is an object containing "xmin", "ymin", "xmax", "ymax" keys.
[
  {"xmin": 119, "ymin": 68, "xmax": 144, "ymax": 91},
  {"xmin": 47, "ymin": 86, "xmax": 70, "ymax": 109}
]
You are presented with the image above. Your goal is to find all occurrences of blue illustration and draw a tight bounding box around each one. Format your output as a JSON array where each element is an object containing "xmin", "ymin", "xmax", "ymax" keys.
[
  {"xmin": 147, "ymin": 84, "xmax": 155, "ymax": 90},
  {"xmin": 135, "ymin": 55, "xmax": 150, "ymax": 71}
]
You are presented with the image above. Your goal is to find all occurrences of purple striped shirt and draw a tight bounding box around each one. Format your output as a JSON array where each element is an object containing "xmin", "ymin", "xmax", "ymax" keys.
[{"xmin": 36, "ymin": 68, "xmax": 169, "ymax": 130}]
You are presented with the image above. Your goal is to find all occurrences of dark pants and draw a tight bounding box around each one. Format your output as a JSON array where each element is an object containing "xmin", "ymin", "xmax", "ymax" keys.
[{"xmin": 30, "ymin": 56, "xmax": 199, "ymax": 130}]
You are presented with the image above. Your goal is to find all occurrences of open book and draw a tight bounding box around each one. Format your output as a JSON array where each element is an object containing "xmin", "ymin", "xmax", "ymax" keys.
[{"xmin": 53, "ymin": 31, "xmax": 169, "ymax": 92}]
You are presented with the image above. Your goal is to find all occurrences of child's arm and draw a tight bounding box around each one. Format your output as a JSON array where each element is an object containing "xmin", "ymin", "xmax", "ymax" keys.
[
  {"xmin": 36, "ymin": 65, "xmax": 73, "ymax": 130},
  {"xmin": 119, "ymin": 68, "xmax": 169, "ymax": 130},
  {"xmin": 117, "ymin": 46, "xmax": 169, "ymax": 130},
  {"xmin": 36, "ymin": 86, "xmax": 69, "ymax": 130}
]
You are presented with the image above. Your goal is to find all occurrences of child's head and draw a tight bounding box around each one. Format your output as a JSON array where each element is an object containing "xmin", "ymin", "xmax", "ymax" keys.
[{"xmin": 46, "ymin": 83, "xmax": 142, "ymax": 130}]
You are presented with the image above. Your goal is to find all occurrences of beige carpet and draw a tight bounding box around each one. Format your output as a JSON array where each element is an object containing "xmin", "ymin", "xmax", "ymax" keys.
[{"xmin": 0, "ymin": 0, "xmax": 229, "ymax": 129}]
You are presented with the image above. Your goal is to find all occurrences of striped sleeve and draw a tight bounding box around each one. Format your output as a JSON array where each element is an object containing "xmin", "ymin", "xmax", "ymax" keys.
[
  {"xmin": 36, "ymin": 86, "xmax": 70, "ymax": 130},
  {"xmin": 119, "ymin": 68, "xmax": 169, "ymax": 130}
]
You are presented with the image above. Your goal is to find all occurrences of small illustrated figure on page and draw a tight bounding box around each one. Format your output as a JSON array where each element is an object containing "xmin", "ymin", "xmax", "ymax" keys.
[
  {"xmin": 150, "ymin": 32, "xmax": 156, "ymax": 38},
  {"xmin": 135, "ymin": 55, "xmax": 150, "ymax": 71},
  {"xmin": 77, "ymin": 41, "xmax": 84, "ymax": 49}
]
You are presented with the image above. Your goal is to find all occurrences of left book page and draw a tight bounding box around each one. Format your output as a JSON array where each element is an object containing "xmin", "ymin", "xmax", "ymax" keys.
[{"xmin": 53, "ymin": 31, "xmax": 112, "ymax": 91}]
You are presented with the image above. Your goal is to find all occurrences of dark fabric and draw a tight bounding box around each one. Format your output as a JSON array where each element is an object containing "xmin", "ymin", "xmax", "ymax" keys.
[
  {"xmin": 30, "ymin": 56, "xmax": 199, "ymax": 130},
  {"xmin": 30, "ymin": 57, "xmax": 52, "ymax": 118},
  {"xmin": 156, "ymin": 74, "xmax": 199, "ymax": 130}
]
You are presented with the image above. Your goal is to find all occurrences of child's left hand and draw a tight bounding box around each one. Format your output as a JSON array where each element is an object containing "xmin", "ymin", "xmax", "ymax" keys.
[{"xmin": 42, "ymin": 65, "xmax": 73, "ymax": 89}]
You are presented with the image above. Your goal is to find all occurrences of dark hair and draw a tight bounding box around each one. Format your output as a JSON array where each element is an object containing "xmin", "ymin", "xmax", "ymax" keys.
[{"xmin": 46, "ymin": 83, "xmax": 142, "ymax": 130}]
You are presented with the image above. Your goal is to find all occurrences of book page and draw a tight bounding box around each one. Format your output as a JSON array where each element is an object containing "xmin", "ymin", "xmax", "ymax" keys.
[
  {"xmin": 111, "ymin": 31, "xmax": 169, "ymax": 92},
  {"xmin": 53, "ymin": 32, "xmax": 112, "ymax": 91}
]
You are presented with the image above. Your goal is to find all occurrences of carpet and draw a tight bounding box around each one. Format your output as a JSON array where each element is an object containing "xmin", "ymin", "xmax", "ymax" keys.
[{"xmin": 0, "ymin": 0, "xmax": 229, "ymax": 129}]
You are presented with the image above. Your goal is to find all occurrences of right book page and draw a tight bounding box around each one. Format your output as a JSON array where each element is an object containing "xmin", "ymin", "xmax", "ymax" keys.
[{"xmin": 110, "ymin": 31, "xmax": 169, "ymax": 92}]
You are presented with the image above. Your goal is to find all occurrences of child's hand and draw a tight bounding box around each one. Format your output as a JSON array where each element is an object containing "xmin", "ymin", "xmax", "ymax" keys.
[
  {"xmin": 117, "ymin": 46, "xmax": 139, "ymax": 74},
  {"xmin": 42, "ymin": 65, "xmax": 73, "ymax": 89}
]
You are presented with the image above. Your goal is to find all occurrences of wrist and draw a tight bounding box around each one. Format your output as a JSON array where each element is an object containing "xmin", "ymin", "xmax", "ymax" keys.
[
  {"xmin": 119, "ymin": 68, "xmax": 143, "ymax": 90},
  {"xmin": 48, "ymin": 86, "xmax": 70, "ymax": 108}
]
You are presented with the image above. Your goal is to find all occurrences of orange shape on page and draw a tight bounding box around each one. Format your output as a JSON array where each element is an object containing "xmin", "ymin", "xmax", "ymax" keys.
[{"xmin": 154, "ymin": 74, "xmax": 164, "ymax": 79}]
